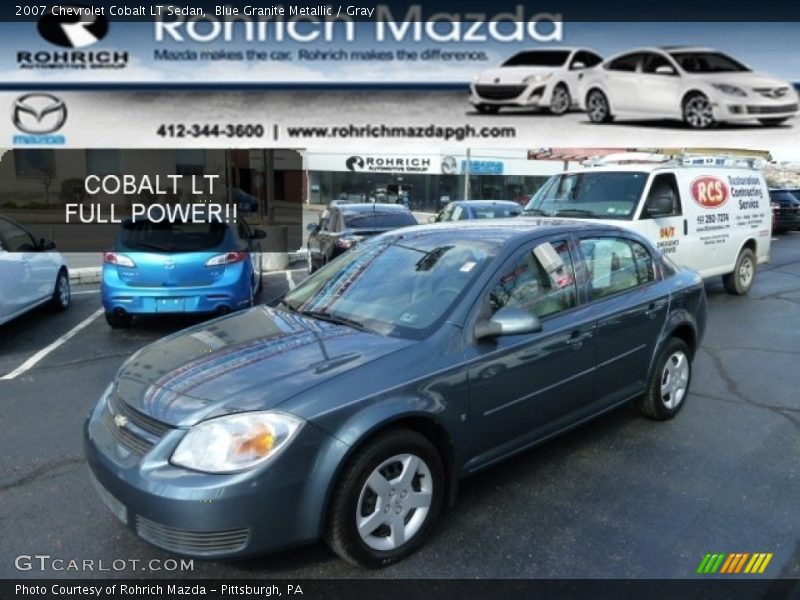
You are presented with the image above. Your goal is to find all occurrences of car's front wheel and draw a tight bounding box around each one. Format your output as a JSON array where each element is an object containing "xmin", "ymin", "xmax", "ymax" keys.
[
  {"xmin": 50, "ymin": 269, "xmax": 70, "ymax": 311},
  {"xmin": 586, "ymin": 90, "xmax": 613, "ymax": 123},
  {"xmin": 637, "ymin": 337, "xmax": 693, "ymax": 421},
  {"xmin": 325, "ymin": 429, "xmax": 444, "ymax": 568},
  {"xmin": 682, "ymin": 93, "xmax": 715, "ymax": 129},
  {"xmin": 549, "ymin": 83, "xmax": 571, "ymax": 115}
]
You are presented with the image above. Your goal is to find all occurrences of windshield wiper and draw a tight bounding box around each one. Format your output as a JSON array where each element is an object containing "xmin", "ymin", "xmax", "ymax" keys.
[
  {"xmin": 301, "ymin": 310, "xmax": 369, "ymax": 332},
  {"xmin": 554, "ymin": 209, "xmax": 596, "ymax": 217},
  {"xmin": 276, "ymin": 298, "xmax": 298, "ymax": 312},
  {"xmin": 523, "ymin": 208, "xmax": 549, "ymax": 215}
]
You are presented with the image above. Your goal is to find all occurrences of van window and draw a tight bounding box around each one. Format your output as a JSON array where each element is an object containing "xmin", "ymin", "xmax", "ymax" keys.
[
  {"xmin": 642, "ymin": 173, "xmax": 682, "ymax": 218},
  {"xmin": 580, "ymin": 237, "xmax": 653, "ymax": 299}
]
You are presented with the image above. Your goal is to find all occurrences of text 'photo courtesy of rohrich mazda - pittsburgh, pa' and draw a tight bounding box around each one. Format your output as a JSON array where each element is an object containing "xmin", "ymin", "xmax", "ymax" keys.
[{"xmin": 470, "ymin": 46, "xmax": 799, "ymax": 128}]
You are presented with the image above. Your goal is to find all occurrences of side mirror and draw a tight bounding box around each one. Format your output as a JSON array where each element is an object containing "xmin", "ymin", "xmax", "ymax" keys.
[
  {"xmin": 655, "ymin": 65, "xmax": 676, "ymax": 76},
  {"xmin": 474, "ymin": 307, "xmax": 542, "ymax": 340},
  {"xmin": 39, "ymin": 238, "xmax": 56, "ymax": 251},
  {"xmin": 251, "ymin": 229, "xmax": 267, "ymax": 240},
  {"xmin": 571, "ymin": 61, "xmax": 586, "ymax": 70},
  {"xmin": 306, "ymin": 223, "xmax": 320, "ymax": 233},
  {"xmin": 647, "ymin": 194, "xmax": 674, "ymax": 217}
]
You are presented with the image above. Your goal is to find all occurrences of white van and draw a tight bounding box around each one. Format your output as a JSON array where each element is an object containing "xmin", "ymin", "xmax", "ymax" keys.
[{"xmin": 524, "ymin": 153, "xmax": 772, "ymax": 294}]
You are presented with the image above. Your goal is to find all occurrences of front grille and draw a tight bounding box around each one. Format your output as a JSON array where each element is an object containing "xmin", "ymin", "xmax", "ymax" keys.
[
  {"xmin": 474, "ymin": 84, "xmax": 526, "ymax": 101},
  {"xmin": 103, "ymin": 393, "xmax": 170, "ymax": 455},
  {"xmin": 747, "ymin": 103, "xmax": 798, "ymax": 115},
  {"xmin": 752, "ymin": 86, "xmax": 791, "ymax": 99},
  {"xmin": 136, "ymin": 516, "xmax": 250, "ymax": 556}
]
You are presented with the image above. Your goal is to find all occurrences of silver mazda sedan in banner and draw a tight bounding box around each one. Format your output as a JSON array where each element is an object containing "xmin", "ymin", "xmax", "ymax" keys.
[{"xmin": 85, "ymin": 220, "xmax": 706, "ymax": 568}]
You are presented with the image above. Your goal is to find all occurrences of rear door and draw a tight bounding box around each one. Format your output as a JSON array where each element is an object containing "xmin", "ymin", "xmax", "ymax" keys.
[{"xmin": 576, "ymin": 234, "xmax": 669, "ymax": 406}]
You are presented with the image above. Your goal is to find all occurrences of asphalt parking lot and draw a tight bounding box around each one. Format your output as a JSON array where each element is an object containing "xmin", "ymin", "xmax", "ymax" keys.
[{"xmin": 1, "ymin": 236, "xmax": 799, "ymax": 580}]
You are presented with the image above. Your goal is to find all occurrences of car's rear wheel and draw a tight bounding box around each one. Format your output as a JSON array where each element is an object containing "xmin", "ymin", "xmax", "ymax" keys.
[
  {"xmin": 682, "ymin": 93, "xmax": 715, "ymax": 129},
  {"xmin": 105, "ymin": 310, "xmax": 132, "ymax": 329},
  {"xmin": 325, "ymin": 429, "xmax": 444, "ymax": 568},
  {"xmin": 758, "ymin": 118, "xmax": 789, "ymax": 127},
  {"xmin": 637, "ymin": 338, "xmax": 692, "ymax": 421},
  {"xmin": 586, "ymin": 90, "xmax": 613, "ymax": 123},
  {"xmin": 723, "ymin": 247, "xmax": 756, "ymax": 295},
  {"xmin": 49, "ymin": 269, "xmax": 70, "ymax": 311},
  {"xmin": 476, "ymin": 104, "xmax": 500, "ymax": 115},
  {"xmin": 550, "ymin": 83, "xmax": 571, "ymax": 115}
]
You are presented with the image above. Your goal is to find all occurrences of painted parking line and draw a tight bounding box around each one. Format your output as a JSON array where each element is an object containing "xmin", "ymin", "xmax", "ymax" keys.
[
  {"xmin": 0, "ymin": 308, "xmax": 104, "ymax": 381},
  {"xmin": 72, "ymin": 289, "xmax": 100, "ymax": 296}
]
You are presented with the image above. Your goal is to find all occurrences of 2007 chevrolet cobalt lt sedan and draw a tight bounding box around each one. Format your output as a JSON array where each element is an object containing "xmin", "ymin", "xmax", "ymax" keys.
[{"xmin": 85, "ymin": 220, "xmax": 707, "ymax": 568}]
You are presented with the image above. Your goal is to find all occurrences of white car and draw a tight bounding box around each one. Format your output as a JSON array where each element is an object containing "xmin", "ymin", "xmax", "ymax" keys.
[
  {"xmin": 470, "ymin": 47, "xmax": 603, "ymax": 115},
  {"xmin": 0, "ymin": 216, "xmax": 70, "ymax": 325},
  {"xmin": 581, "ymin": 46, "xmax": 799, "ymax": 128}
]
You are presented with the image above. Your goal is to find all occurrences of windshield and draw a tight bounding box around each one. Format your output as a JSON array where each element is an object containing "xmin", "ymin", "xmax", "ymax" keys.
[
  {"xmin": 343, "ymin": 211, "xmax": 417, "ymax": 229},
  {"xmin": 502, "ymin": 51, "xmax": 570, "ymax": 67},
  {"xmin": 283, "ymin": 235, "xmax": 496, "ymax": 339},
  {"xmin": 669, "ymin": 51, "xmax": 750, "ymax": 73},
  {"xmin": 471, "ymin": 205, "xmax": 522, "ymax": 219},
  {"xmin": 119, "ymin": 220, "xmax": 228, "ymax": 252},
  {"xmin": 524, "ymin": 171, "xmax": 648, "ymax": 220}
]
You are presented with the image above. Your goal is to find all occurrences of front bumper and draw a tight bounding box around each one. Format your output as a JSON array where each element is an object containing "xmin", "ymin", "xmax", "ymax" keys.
[
  {"xmin": 84, "ymin": 392, "xmax": 348, "ymax": 558},
  {"xmin": 712, "ymin": 93, "xmax": 799, "ymax": 122},
  {"xmin": 102, "ymin": 266, "xmax": 252, "ymax": 315},
  {"xmin": 469, "ymin": 81, "xmax": 553, "ymax": 107},
  {"xmin": 774, "ymin": 210, "xmax": 800, "ymax": 231}
]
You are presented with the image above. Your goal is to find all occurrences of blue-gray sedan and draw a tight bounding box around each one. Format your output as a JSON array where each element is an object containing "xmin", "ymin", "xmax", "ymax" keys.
[{"xmin": 85, "ymin": 220, "xmax": 707, "ymax": 568}]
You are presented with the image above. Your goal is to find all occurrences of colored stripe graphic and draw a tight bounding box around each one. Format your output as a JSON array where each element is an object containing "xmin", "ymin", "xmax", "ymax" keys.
[{"xmin": 698, "ymin": 553, "xmax": 773, "ymax": 575}]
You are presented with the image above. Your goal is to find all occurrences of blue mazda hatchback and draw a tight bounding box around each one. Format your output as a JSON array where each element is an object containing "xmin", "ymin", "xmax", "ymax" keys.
[{"xmin": 102, "ymin": 218, "xmax": 266, "ymax": 328}]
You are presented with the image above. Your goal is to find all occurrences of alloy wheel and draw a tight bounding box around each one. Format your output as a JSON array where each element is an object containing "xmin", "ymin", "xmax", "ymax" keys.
[
  {"xmin": 660, "ymin": 351, "xmax": 690, "ymax": 410},
  {"xmin": 684, "ymin": 96, "xmax": 714, "ymax": 128},
  {"xmin": 587, "ymin": 92, "xmax": 608, "ymax": 122}
]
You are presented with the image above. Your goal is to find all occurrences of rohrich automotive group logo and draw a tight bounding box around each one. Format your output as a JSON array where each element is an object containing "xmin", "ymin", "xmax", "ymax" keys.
[
  {"xmin": 38, "ymin": 9, "xmax": 108, "ymax": 48},
  {"xmin": 346, "ymin": 156, "xmax": 366, "ymax": 172},
  {"xmin": 345, "ymin": 155, "xmax": 434, "ymax": 173},
  {"xmin": 17, "ymin": 5, "xmax": 127, "ymax": 71},
  {"xmin": 12, "ymin": 94, "xmax": 67, "ymax": 145}
]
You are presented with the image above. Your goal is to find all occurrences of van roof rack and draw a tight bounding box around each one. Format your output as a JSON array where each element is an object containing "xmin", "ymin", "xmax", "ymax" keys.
[{"xmin": 582, "ymin": 149, "xmax": 771, "ymax": 169}]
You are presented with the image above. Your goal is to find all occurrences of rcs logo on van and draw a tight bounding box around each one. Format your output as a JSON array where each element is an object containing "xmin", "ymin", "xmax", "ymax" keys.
[{"xmin": 691, "ymin": 176, "xmax": 729, "ymax": 209}]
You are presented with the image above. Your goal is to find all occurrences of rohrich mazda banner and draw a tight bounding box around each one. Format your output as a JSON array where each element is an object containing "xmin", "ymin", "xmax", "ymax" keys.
[{"xmin": 1, "ymin": 2, "xmax": 800, "ymax": 600}]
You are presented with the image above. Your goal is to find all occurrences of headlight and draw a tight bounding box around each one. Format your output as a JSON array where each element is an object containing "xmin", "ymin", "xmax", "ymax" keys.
[
  {"xmin": 712, "ymin": 84, "xmax": 746, "ymax": 97},
  {"xmin": 523, "ymin": 73, "xmax": 553, "ymax": 85},
  {"xmin": 171, "ymin": 412, "xmax": 304, "ymax": 473}
]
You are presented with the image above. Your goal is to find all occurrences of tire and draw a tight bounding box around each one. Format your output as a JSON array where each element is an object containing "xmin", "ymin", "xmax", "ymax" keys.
[
  {"xmin": 476, "ymin": 104, "xmax": 500, "ymax": 115},
  {"xmin": 759, "ymin": 118, "xmax": 789, "ymax": 127},
  {"xmin": 682, "ymin": 93, "xmax": 715, "ymax": 129},
  {"xmin": 586, "ymin": 90, "xmax": 613, "ymax": 123},
  {"xmin": 325, "ymin": 429, "xmax": 445, "ymax": 568},
  {"xmin": 549, "ymin": 83, "xmax": 571, "ymax": 115},
  {"xmin": 49, "ymin": 269, "xmax": 70, "ymax": 312},
  {"xmin": 722, "ymin": 247, "xmax": 756, "ymax": 295},
  {"xmin": 105, "ymin": 311, "xmax": 133, "ymax": 329},
  {"xmin": 637, "ymin": 338, "xmax": 692, "ymax": 421}
]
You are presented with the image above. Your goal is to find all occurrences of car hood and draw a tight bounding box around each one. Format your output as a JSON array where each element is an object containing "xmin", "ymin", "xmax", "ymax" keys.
[
  {"xmin": 693, "ymin": 71, "xmax": 793, "ymax": 90},
  {"xmin": 475, "ymin": 66, "xmax": 556, "ymax": 84},
  {"xmin": 113, "ymin": 306, "xmax": 413, "ymax": 427}
]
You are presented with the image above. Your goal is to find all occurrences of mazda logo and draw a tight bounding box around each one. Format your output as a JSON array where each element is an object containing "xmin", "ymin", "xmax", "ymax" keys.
[
  {"xmin": 441, "ymin": 156, "xmax": 458, "ymax": 175},
  {"xmin": 346, "ymin": 156, "xmax": 365, "ymax": 172},
  {"xmin": 12, "ymin": 93, "xmax": 68, "ymax": 135},
  {"xmin": 38, "ymin": 7, "xmax": 108, "ymax": 48}
]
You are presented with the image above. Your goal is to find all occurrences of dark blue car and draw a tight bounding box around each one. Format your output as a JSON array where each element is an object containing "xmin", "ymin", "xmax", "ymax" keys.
[
  {"xmin": 102, "ymin": 217, "xmax": 266, "ymax": 328},
  {"xmin": 435, "ymin": 200, "xmax": 523, "ymax": 222},
  {"xmin": 86, "ymin": 220, "xmax": 706, "ymax": 567}
]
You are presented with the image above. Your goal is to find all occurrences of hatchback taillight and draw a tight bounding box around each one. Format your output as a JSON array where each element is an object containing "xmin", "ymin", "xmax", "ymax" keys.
[
  {"xmin": 205, "ymin": 251, "xmax": 247, "ymax": 267},
  {"xmin": 104, "ymin": 252, "xmax": 136, "ymax": 268}
]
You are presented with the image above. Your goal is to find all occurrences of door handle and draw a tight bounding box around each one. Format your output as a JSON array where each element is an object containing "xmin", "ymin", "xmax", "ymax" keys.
[
  {"xmin": 645, "ymin": 299, "xmax": 667, "ymax": 319},
  {"xmin": 566, "ymin": 330, "xmax": 593, "ymax": 347}
]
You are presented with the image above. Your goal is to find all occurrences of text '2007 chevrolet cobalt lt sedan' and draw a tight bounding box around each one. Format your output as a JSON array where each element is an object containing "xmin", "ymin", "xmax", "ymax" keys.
[{"xmin": 85, "ymin": 220, "xmax": 707, "ymax": 568}]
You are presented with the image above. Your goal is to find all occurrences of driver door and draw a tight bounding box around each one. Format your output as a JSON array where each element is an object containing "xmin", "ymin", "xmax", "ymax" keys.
[{"xmin": 463, "ymin": 237, "xmax": 597, "ymax": 468}]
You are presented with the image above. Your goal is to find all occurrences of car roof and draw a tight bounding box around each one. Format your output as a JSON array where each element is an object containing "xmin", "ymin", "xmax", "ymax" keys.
[
  {"xmin": 452, "ymin": 200, "xmax": 520, "ymax": 207},
  {"xmin": 340, "ymin": 203, "xmax": 411, "ymax": 213},
  {"xmin": 608, "ymin": 46, "xmax": 717, "ymax": 58}
]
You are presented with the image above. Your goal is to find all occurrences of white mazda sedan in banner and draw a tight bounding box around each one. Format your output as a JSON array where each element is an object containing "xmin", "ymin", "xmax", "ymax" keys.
[
  {"xmin": 581, "ymin": 47, "xmax": 799, "ymax": 128},
  {"xmin": 469, "ymin": 48, "xmax": 603, "ymax": 115}
]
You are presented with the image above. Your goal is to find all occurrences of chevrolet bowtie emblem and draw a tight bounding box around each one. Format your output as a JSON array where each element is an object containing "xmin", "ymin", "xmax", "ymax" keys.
[{"xmin": 113, "ymin": 414, "xmax": 129, "ymax": 428}]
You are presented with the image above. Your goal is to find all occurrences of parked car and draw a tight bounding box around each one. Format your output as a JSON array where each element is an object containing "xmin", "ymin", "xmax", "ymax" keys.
[
  {"xmin": 306, "ymin": 203, "xmax": 417, "ymax": 273},
  {"xmin": 435, "ymin": 200, "xmax": 523, "ymax": 222},
  {"xmin": 524, "ymin": 152, "xmax": 772, "ymax": 295},
  {"xmin": 102, "ymin": 217, "xmax": 266, "ymax": 328},
  {"xmin": 0, "ymin": 216, "xmax": 70, "ymax": 325},
  {"xmin": 769, "ymin": 188, "xmax": 800, "ymax": 233},
  {"xmin": 581, "ymin": 46, "xmax": 799, "ymax": 128},
  {"xmin": 470, "ymin": 47, "xmax": 603, "ymax": 115},
  {"xmin": 85, "ymin": 220, "xmax": 706, "ymax": 568}
]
